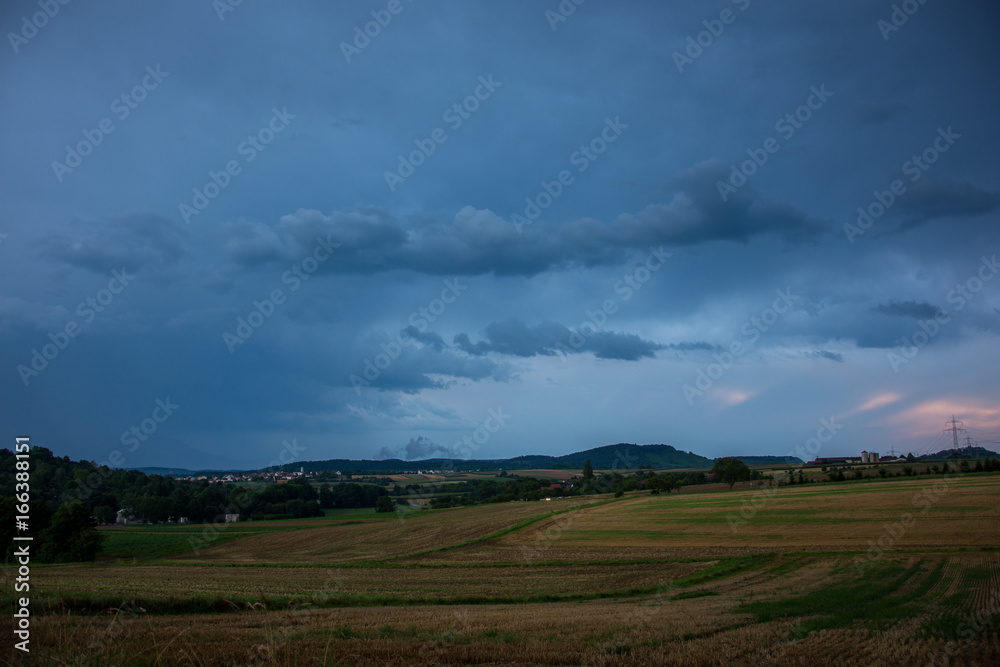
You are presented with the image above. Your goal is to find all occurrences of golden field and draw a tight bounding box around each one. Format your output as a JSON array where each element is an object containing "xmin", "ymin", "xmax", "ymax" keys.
[{"xmin": 3, "ymin": 473, "xmax": 999, "ymax": 665}]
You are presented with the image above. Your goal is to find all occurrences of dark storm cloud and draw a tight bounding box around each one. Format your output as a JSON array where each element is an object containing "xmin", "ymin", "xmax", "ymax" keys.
[
  {"xmin": 454, "ymin": 319, "xmax": 567, "ymax": 357},
  {"xmin": 873, "ymin": 300, "xmax": 944, "ymax": 320},
  {"xmin": 216, "ymin": 220, "xmax": 289, "ymax": 269},
  {"xmin": 400, "ymin": 325, "xmax": 446, "ymax": 351},
  {"xmin": 453, "ymin": 318, "xmax": 662, "ymax": 361},
  {"xmin": 586, "ymin": 331, "xmax": 663, "ymax": 361},
  {"xmin": 622, "ymin": 160, "xmax": 831, "ymax": 247},
  {"xmin": 895, "ymin": 179, "xmax": 1000, "ymax": 225},
  {"xmin": 807, "ymin": 350, "xmax": 845, "ymax": 363},
  {"xmin": 34, "ymin": 213, "xmax": 188, "ymax": 274},
  {"xmin": 353, "ymin": 337, "xmax": 509, "ymax": 393},
  {"xmin": 218, "ymin": 159, "xmax": 828, "ymax": 279}
]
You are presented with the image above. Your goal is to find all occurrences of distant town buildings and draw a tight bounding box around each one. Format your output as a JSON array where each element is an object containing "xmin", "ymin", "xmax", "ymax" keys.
[{"xmin": 175, "ymin": 469, "xmax": 311, "ymax": 484}]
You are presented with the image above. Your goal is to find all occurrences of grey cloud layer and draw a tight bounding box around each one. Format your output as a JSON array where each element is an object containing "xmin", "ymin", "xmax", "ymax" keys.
[
  {"xmin": 453, "ymin": 318, "xmax": 663, "ymax": 362},
  {"xmin": 220, "ymin": 160, "xmax": 829, "ymax": 278}
]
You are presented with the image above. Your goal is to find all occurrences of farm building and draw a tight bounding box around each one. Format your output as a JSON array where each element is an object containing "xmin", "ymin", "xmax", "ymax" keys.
[
  {"xmin": 807, "ymin": 456, "xmax": 863, "ymax": 466},
  {"xmin": 224, "ymin": 513, "xmax": 240, "ymax": 523}
]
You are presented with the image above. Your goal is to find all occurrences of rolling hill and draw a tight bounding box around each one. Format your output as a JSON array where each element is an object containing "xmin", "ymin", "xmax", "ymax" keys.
[
  {"xmin": 267, "ymin": 443, "xmax": 783, "ymax": 474},
  {"xmin": 916, "ymin": 445, "xmax": 1000, "ymax": 461},
  {"xmin": 135, "ymin": 444, "xmax": 808, "ymax": 476}
]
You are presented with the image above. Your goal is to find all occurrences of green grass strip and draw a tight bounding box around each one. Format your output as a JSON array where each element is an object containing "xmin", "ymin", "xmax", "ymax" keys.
[
  {"xmin": 7, "ymin": 581, "xmax": 681, "ymax": 617},
  {"xmin": 735, "ymin": 558, "xmax": 948, "ymax": 635}
]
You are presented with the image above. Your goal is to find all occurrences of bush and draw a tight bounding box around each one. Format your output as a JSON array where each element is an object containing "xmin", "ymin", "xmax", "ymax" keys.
[{"xmin": 39, "ymin": 502, "xmax": 105, "ymax": 563}]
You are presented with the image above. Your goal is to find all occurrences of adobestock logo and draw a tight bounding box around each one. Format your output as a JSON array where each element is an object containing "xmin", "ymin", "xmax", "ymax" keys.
[
  {"xmin": 119, "ymin": 397, "xmax": 180, "ymax": 451},
  {"xmin": 384, "ymin": 75, "xmax": 501, "ymax": 193},
  {"xmin": 844, "ymin": 126, "xmax": 960, "ymax": 244},
  {"xmin": 339, "ymin": 0, "xmax": 416, "ymax": 64},
  {"xmin": 51, "ymin": 66, "xmax": 170, "ymax": 183},
  {"xmin": 17, "ymin": 269, "xmax": 135, "ymax": 386},
  {"xmin": 671, "ymin": 0, "xmax": 751, "ymax": 74},
  {"xmin": 223, "ymin": 235, "xmax": 339, "ymax": 353},
  {"xmin": 886, "ymin": 253, "xmax": 997, "ymax": 372},
  {"xmin": 350, "ymin": 278, "xmax": 467, "ymax": 394},
  {"xmin": 7, "ymin": 0, "xmax": 72, "ymax": 55},
  {"xmin": 682, "ymin": 288, "xmax": 798, "ymax": 404},
  {"xmin": 545, "ymin": 0, "xmax": 587, "ymax": 31},
  {"xmin": 179, "ymin": 107, "xmax": 296, "ymax": 225},
  {"xmin": 513, "ymin": 116, "xmax": 627, "ymax": 233},
  {"xmin": 450, "ymin": 407, "xmax": 511, "ymax": 460},
  {"xmin": 877, "ymin": 0, "xmax": 931, "ymax": 41},
  {"xmin": 716, "ymin": 84, "xmax": 833, "ymax": 202},
  {"xmin": 557, "ymin": 245, "xmax": 671, "ymax": 360}
]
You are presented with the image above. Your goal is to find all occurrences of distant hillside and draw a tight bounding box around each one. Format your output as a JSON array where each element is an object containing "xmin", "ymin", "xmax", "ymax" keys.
[
  {"xmin": 132, "ymin": 466, "xmax": 245, "ymax": 476},
  {"xmin": 529, "ymin": 443, "xmax": 713, "ymax": 469},
  {"xmin": 134, "ymin": 443, "xmax": 807, "ymax": 477},
  {"xmin": 286, "ymin": 443, "xmax": 712, "ymax": 474},
  {"xmin": 733, "ymin": 456, "xmax": 804, "ymax": 466},
  {"xmin": 916, "ymin": 446, "xmax": 999, "ymax": 461}
]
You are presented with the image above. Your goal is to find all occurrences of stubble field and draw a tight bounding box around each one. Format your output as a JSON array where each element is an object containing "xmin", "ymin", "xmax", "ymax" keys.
[{"xmin": 3, "ymin": 473, "xmax": 999, "ymax": 665}]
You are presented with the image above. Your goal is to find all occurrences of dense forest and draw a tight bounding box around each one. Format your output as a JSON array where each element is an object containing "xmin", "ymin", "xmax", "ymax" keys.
[{"xmin": 0, "ymin": 447, "xmax": 388, "ymax": 562}]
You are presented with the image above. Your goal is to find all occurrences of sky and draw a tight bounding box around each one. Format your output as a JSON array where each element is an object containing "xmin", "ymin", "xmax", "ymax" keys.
[{"xmin": 2, "ymin": 1, "xmax": 999, "ymax": 471}]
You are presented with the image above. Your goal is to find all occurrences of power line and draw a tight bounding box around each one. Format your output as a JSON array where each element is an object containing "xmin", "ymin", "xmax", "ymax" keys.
[
  {"xmin": 945, "ymin": 415, "xmax": 965, "ymax": 453},
  {"xmin": 896, "ymin": 419, "xmax": 999, "ymax": 460}
]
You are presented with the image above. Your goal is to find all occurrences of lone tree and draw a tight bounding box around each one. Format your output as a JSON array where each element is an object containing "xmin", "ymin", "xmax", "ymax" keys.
[
  {"xmin": 661, "ymin": 473, "xmax": 678, "ymax": 494},
  {"xmin": 375, "ymin": 495, "xmax": 396, "ymax": 513},
  {"xmin": 582, "ymin": 459, "xmax": 594, "ymax": 481},
  {"xmin": 646, "ymin": 476, "xmax": 663, "ymax": 494},
  {"xmin": 713, "ymin": 458, "xmax": 752, "ymax": 490}
]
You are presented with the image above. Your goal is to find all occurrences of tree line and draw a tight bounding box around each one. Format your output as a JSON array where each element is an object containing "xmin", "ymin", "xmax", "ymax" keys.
[
  {"xmin": 424, "ymin": 461, "xmax": 722, "ymax": 508},
  {"xmin": 0, "ymin": 447, "xmax": 389, "ymax": 563}
]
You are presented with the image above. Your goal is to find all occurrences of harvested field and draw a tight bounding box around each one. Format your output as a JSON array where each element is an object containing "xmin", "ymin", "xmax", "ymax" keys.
[
  {"xmin": 500, "ymin": 475, "xmax": 1000, "ymax": 552},
  {"xmin": 10, "ymin": 553, "xmax": 999, "ymax": 665},
  {"xmin": 3, "ymin": 474, "xmax": 998, "ymax": 666},
  {"xmin": 30, "ymin": 561, "xmax": 706, "ymax": 610},
  {"xmin": 180, "ymin": 496, "xmax": 604, "ymax": 563}
]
